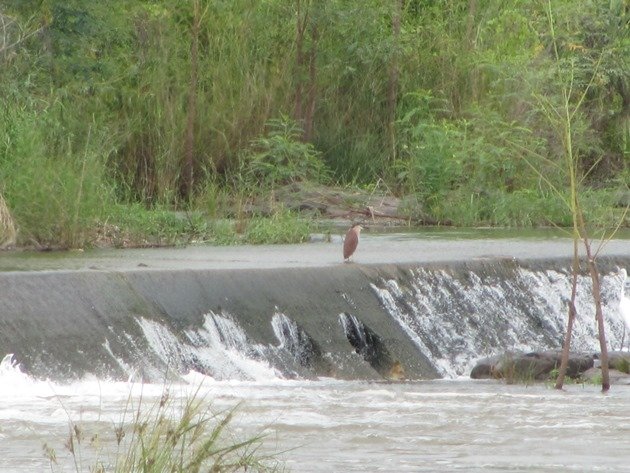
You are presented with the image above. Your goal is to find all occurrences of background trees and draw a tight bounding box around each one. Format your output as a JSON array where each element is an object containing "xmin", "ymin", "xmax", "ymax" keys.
[{"xmin": 0, "ymin": 0, "xmax": 627, "ymax": 247}]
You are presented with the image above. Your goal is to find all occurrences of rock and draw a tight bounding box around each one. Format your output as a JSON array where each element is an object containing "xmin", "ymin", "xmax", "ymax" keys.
[
  {"xmin": 581, "ymin": 368, "xmax": 630, "ymax": 385},
  {"xmin": 607, "ymin": 351, "xmax": 630, "ymax": 371},
  {"xmin": 470, "ymin": 354, "xmax": 503, "ymax": 379},
  {"xmin": 470, "ymin": 350, "xmax": 596, "ymax": 381},
  {"xmin": 387, "ymin": 360, "xmax": 406, "ymax": 381}
]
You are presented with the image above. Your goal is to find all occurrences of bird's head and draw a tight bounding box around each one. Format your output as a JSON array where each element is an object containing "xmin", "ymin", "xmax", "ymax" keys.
[{"xmin": 351, "ymin": 224, "xmax": 364, "ymax": 234}]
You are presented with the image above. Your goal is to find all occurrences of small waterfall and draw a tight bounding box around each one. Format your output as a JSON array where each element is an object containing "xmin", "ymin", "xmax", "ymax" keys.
[
  {"xmin": 272, "ymin": 312, "xmax": 313, "ymax": 366},
  {"xmin": 371, "ymin": 266, "xmax": 628, "ymax": 378},
  {"xmin": 339, "ymin": 313, "xmax": 370, "ymax": 355},
  {"xmin": 0, "ymin": 354, "xmax": 21, "ymax": 377},
  {"xmin": 3, "ymin": 257, "xmax": 629, "ymax": 382},
  {"xmin": 136, "ymin": 311, "xmax": 280, "ymax": 381},
  {"xmin": 270, "ymin": 311, "xmax": 336, "ymax": 378},
  {"xmin": 620, "ymin": 269, "xmax": 630, "ymax": 334},
  {"xmin": 135, "ymin": 310, "xmax": 335, "ymax": 381},
  {"xmin": 338, "ymin": 312, "xmax": 401, "ymax": 378}
]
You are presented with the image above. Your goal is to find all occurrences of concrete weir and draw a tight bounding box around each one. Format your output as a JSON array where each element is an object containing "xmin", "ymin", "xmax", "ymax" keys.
[{"xmin": 1, "ymin": 236, "xmax": 629, "ymax": 381}]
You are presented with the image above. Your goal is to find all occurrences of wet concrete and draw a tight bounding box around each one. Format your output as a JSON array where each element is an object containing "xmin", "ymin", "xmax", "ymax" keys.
[
  {"xmin": 0, "ymin": 233, "xmax": 628, "ymax": 272},
  {"xmin": 0, "ymin": 234, "xmax": 628, "ymax": 381}
]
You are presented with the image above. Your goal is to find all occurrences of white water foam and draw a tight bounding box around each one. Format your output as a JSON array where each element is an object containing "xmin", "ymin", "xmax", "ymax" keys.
[
  {"xmin": 137, "ymin": 311, "xmax": 281, "ymax": 382},
  {"xmin": 5, "ymin": 352, "xmax": 630, "ymax": 473},
  {"xmin": 371, "ymin": 267, "xmax": 628, "ymax": 378},
  {"xmin": 619, "ymin": 269, "xmax": 630, "ymax": 342},
  {"xmin": 271, "ymin": 312, "xmax": 301, "ymax": 351}
]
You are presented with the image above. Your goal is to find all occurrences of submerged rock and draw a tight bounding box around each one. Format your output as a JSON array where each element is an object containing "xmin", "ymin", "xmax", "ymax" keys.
[
  {"xmin": 581, "ymin": 368, "xmax": 630, "ymax": 385},
  {"xmin": 471, "ymin": 350, "xmax": 630, "ymax": 384},
  {"xmin": 470, "ymin": 350, "xmax": 598, "ymax": 381}
]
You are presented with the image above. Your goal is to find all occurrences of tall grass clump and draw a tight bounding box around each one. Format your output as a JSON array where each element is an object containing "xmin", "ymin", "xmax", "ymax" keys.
[
  {"xmin": 110, "ymin": 0, "xmax": 295, "ymax": 204},
  {"xmin": 244, "ymin": 208, "xmax": 312, "ymax": 245},
  {"xmin": 0, "ymin": 100, "xmax": 114, "ymax": 249},
  {"xmin": 312, "ymin": 0, "xmax": 393, "ymax": 184},
  {"xmin": 47, "ymin": 389, "xmax": 284, "ymax": 473},
  {"xmin": 114, "ymin": 395, "xmax": 281, "ymax": 472}
]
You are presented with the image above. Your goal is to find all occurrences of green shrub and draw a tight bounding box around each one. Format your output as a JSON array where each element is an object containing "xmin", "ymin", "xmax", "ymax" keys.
[
  {"xmin": 394, "ymin": 92, "xmax": 464, "ymax": 198},
  {"xmin": 240, "ymin": 117, "xmax": 330, "ymax": 190}
]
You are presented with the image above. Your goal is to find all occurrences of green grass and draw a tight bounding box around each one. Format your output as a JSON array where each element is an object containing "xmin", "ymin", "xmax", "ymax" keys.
[
  {"xmin": 243, "ymin": 208, "xmax": 313, "ymax": 245},
  {"xmin": 46, "ymin": 388, "xmax": 284, "ymax": 473},
  {"xmin": 95, "ymin": 205, "xmax": 211, "ymax": 248},
  {"xmin": 94, "ymin": 206, "xmax": 313, "ymax": 248}
]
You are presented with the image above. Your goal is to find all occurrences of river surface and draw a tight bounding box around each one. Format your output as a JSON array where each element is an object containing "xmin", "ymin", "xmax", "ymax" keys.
[{"xmin": 1, "ymin": 357, "xmax": 629, "ymax": 473}]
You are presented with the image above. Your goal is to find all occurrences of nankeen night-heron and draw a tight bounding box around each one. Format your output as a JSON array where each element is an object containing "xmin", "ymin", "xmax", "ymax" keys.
[{"xmin": 343, "ymin": 224, "xmax": 363, "ymax": 262}]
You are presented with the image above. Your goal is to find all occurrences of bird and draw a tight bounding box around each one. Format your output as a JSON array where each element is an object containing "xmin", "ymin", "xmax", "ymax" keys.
[{"xmin": 343, "ymin": 224, "xmax": 363, "ymax": 262}]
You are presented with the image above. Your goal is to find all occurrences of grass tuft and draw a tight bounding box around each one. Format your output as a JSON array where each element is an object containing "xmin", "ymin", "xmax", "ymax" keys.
[{"xmin": 46, "ymin": 387, "xmax": 284, "ymax": 473}]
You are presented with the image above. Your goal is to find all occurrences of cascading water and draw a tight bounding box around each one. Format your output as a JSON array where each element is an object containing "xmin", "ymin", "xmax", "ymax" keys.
[
  {"xmin": 338, "ymin": 312, "xmax": 401, "ymax": 378},
  {"xmin": 338, "ymin": 313, "xmax": 368, "ymax": 351},
  {"xmin": 1, "ymin": 258, "xmax": 628, "ymax": 382},
  {"xmin": 136, "ymin": 311, "xmax": 280, "ymax": 381},
  {"xmin": 370, "ymin": 266, "xmax": 628, "ymax": 378},
  {"xmin": 619, "ymin": 268, "xmax": 630, "ymax": 337},
  {"xmin": 271, "ymin": 312, "xmax": 313, "ymax": 366},
  {"xmin": 133, "ymin": 310, "xmax": 332, "ymax": 382}
]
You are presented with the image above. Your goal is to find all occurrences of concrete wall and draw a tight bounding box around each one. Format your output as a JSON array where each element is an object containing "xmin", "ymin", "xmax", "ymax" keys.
[{"xmin": 1, "ymin": 255, "xmax": 629, "ymax": 381}]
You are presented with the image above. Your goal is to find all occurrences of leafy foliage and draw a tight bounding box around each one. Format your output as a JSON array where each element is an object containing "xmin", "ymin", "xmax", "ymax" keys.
[
  {"xmin": 241, "ymin": 117, "xmax": 330, "ymax": 190},
  {"xmin": 0, "ymin": 0, "xmax": 627, "ymax": 246}
]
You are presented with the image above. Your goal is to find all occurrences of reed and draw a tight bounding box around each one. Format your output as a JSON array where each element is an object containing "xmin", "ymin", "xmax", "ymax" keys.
[{"xmin": 46, "ymin": 387, "xmax": 284, "ymax": 473}]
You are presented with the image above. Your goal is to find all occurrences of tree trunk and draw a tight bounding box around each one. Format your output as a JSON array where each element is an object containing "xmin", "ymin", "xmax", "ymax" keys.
[
  {"xmin": 304, "ymin": 21, "xmax": 318, "ymax": 142},
  {"xmin": 387, "ymin": 0, "xmax": 402, "ymax": 161},
  {"xmin": 583, "ymin": 236, "xmax": 611, "ymax": 391},
  {"xmin": 577, "ymin": 203, "xmax": 610, "ymax": 391},
  {"xmin": 182, "ymin": 0, "xmax": 200, "ymax": 202},
  {"xmin": 555, "ymin": 238, "xmax": 580, "ymax": 389}
]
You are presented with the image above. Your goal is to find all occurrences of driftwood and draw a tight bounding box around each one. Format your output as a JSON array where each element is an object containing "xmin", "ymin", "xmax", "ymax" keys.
[{"xmin": 267, "ymin": 183, "xmax": 431, "ymax": 226}]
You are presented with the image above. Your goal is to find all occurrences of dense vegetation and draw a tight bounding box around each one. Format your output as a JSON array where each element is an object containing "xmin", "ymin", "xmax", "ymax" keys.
[{"xmin": 0, "ymin": 0, "xmax": 628, "ymax": 248}]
